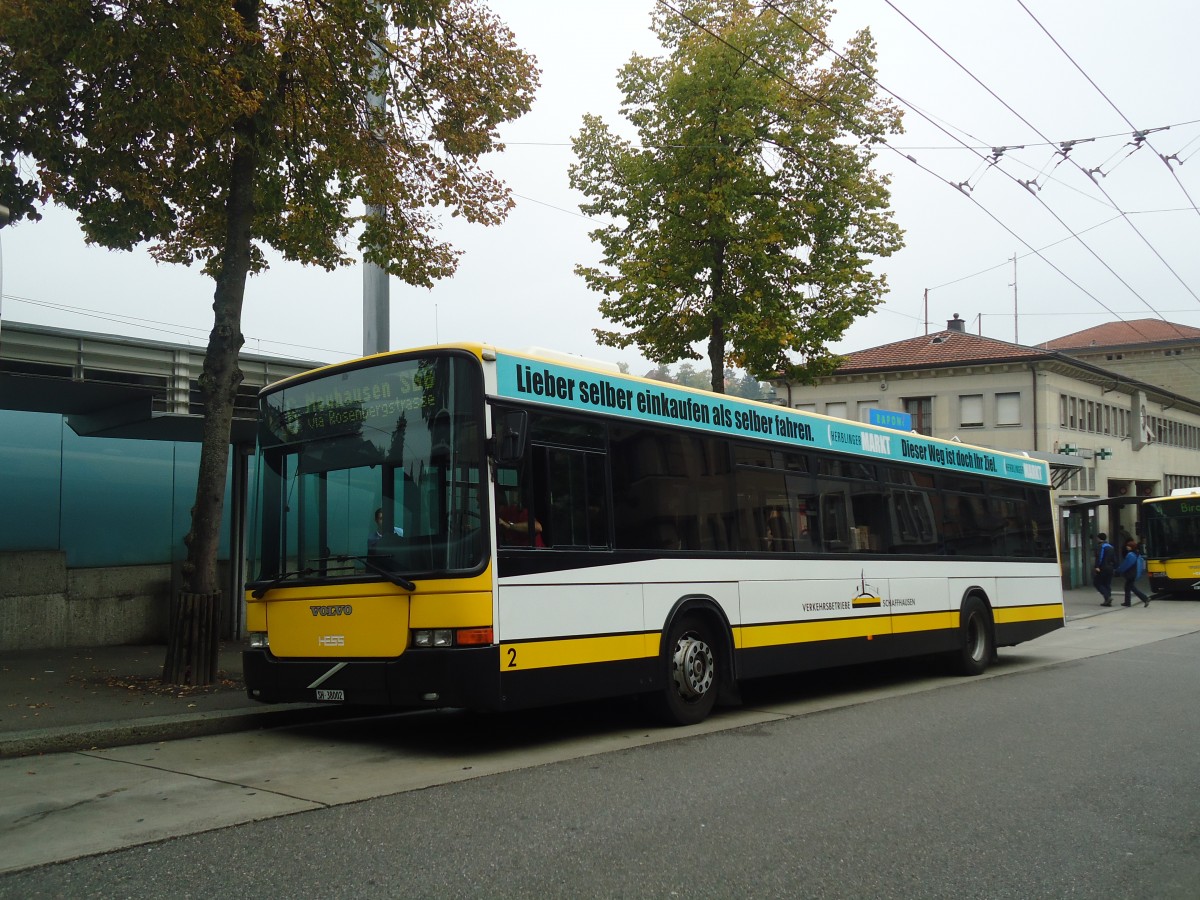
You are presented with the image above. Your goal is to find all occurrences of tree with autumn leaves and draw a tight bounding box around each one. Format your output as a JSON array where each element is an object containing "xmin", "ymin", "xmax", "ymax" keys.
[
  {"xmin": 0, "ymin": 0, "xmax": 538, "ymax": 683},
  {"xmin": 571, "ymin": 0, "xmax": 904, "ymax": 393}
]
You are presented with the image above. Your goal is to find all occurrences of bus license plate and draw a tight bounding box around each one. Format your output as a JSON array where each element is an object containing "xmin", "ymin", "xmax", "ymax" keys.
[{"xmin": 315, "ymin": 689, "xmax": 344, "ymax": 701}]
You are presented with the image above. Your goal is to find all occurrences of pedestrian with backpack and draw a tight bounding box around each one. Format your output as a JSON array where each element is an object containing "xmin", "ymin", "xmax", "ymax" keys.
[
  {"xmin": 1094, "ymin": 532, "xmax": 1116, "ymax": 606},
  {"xmin": 1117, "ymin": 538, "xmax": 1151, "ymax": 607}
]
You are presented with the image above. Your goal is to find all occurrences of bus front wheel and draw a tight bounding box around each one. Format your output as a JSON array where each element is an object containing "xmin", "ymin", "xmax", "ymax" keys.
[
  {"xmin": 951, "ymin": 596, "xmax": 994, "ymax": 676},
  {"xmin": 655, "ymin": 614, "xmax": 719, "ymax": 726}
]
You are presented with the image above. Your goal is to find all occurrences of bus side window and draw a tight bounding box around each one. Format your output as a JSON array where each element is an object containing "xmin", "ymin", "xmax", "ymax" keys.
[
  {"xmin": 765, "ymin": 506, "xmax": 793, "ymax": 552},
  {"xmin": 496, "ymin": 464, "xmax": 542, "ymax": 548},
  {"xmin": 887, "ymin": 489, "xmax": 938, "ymax": 552},
  {"xmin": 543, "ymin": 445, "xmax": 610, "ymax": 549},
  {"xmin": 820, "ymin": 487, "xmax": 850, "ymax": 552}
]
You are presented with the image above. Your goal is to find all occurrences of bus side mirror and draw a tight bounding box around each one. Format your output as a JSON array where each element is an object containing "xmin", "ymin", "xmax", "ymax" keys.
[{"xmin": 492, "ymin": 409, "xmax": 528, "ymax": 464}]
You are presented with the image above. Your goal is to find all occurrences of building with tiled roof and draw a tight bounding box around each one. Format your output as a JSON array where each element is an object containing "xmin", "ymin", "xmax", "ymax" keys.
[
  {"xmin": 774, "ymin": 315, "xmax": 1200, "ymax": 587},
  {"xmin": 1038, "ymin": 318, "xmax": 1200, "ymax": 399},
  {"xmin": 836, "ymin": 315, "xmax": 1050, "ymax": 373},
  {"xmin": 1042, "ymin": 318, "xmax": 1200, "ymax": 350}
]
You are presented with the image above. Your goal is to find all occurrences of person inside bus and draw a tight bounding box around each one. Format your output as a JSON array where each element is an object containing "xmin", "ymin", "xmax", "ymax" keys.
[
  {"xmin": 368, "ymin": 508, "xmax": 386, "ymax": 552},
  {"xmin": 368, "ymin": 507, "xmax": 403, "ymax": 553},
  {"xmin": 498, "ymin": 489, "xmax": 544, "ymax": 547},
  {"xmin": 765, "ymin": 508, "xmax": 793, "ymax": 552},
  {"xmin": 498, "ymin": 506, "xmax": 543, "ymax": 547}
]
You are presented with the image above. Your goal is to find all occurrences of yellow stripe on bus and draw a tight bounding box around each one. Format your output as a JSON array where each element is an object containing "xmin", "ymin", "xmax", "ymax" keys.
[
  {"xmin": 498, "ymin": 602, "xmax": 1065, "ymax": 672},
  {"xmin": 891, "ymin": 611, "xmax": 958, "ymax": 634},
  {"xmin": 500, "ymin": 633, "xmax": 656, "ymax": 671},
  {"xmin": 992, "ymin": 603, "xmax": 1065, "ymax": 624},
  {"xmin": 734, "ymin": 616, "xmax": 890, "ymax": 649}
]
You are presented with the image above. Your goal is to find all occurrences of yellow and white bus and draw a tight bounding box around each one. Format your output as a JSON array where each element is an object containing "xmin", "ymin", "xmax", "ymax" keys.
[
  {"xmin": 243, "ymin": 344, "xmax": 1064, "ymax": 725},
  {"xmin": 1142, "ymin": 488, "xmax": 1200, "ymax": 596}
]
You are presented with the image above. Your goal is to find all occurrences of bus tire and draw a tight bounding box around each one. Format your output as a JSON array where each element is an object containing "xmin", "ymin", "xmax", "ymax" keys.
[
  {"xmin": 951, "ymin": 596, "xmax": 994, "ymax": 676},
  {"xmin": 655, "ymin": 614, "xmax": 719, "ymax": 726}
]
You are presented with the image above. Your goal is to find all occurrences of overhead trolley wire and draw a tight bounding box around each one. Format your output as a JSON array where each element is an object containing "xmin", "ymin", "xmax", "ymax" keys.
[
  {"xmin": 1016, "ymin": 0, "xmax": 1200, "ymax": 221},
  {"xmin": 883, "ymin": 0, "xmax": 1200, "ymax": 340},
  {"xmin": 719, "ymin": 0, "xmax": 1198, "ymax": 353}
]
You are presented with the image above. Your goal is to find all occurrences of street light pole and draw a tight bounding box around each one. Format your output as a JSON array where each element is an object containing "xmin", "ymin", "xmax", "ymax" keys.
[
  {"xmin": 0, "ymin": 204, "xmax": 11, "ymax": 342},
  {"xmin": 362, "ymin": 11, "xmax": 389, "ymax": 357}
]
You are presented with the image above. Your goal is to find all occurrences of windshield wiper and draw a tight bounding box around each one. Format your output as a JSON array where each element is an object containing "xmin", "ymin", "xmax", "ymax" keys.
[
  {"xmin": 250, "ymin": 568, "xmax": 317, "ymax": 599},
  {"xmin": 324, "ymin": 555, "xmax": 417, "ymax": 592}
]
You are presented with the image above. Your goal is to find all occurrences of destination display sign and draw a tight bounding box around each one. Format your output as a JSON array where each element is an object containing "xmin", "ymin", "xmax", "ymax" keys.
[
  {"xmin": 495, "ymin": 352, "xmax": 1048, "ymax": 486},
  {"xmin": 264, "ymin": 360, "xmax": 438, "ymax": 445}
]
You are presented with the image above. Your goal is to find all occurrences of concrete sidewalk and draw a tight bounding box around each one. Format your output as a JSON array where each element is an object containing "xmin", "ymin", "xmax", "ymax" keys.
[
  {"xmin": 0, "ymin": 641, "xmax": 343, "ymax": 758},
  {"xmin": 0, "ymin": 584, "xmax": 1180, "ymax": 758}
]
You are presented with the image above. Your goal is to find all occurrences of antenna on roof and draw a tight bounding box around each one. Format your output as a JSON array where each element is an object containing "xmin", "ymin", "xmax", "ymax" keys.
[{"xmin": 1011, "ymin": 253, "xmax": 1019, "ymax": 344}]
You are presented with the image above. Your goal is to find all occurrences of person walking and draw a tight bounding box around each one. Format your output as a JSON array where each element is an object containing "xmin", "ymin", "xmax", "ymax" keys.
[
  {"xmin": 1116, "ymin": 538, "xmax": 1151, "ymax": 607},
  {"xmin": 1094, "ymin": 532, "xmax": 1116, "ymax": 606}
]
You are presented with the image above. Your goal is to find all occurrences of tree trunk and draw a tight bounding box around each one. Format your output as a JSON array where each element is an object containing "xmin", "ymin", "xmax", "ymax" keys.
[
  {"xmin": 707, "ymin": 320, "xmax": 726, "ymax": 394},
  {"xmin": 708, "ymin": 240, "xmax": 727, "ymax": 394},
  {"xmin": 162, "ymin": 0, "xmax": 260, "ymax": 686},
  {"xmin": 163, "ymin": 590, "xmax": 221, "ymax": 684}
]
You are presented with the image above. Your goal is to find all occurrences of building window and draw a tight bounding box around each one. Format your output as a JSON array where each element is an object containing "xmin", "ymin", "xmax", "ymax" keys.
[
  {"xmin": 1059, "ymin": 395, "xmax": 1068, "ymax": 428},
  {"xmin": 856, "ymin": 400, "xmax": 878, "ymax": 423},
  {"xmin": 794, "ymin": 403, "xmax": 816, "ymax": 413},
  {"xmin": 959, "ymin": 394, "xmax": 983, "ymax": 427},
  {"xmin": 1069, "ymin": 397, "xmax": 1077, "ymax": 429},
  {"xmin": 1167, "ymin": 474, "xmax": 1200, "ymax": 492},
  {"xmin": 996, "ymin": 392, "xmax": 1020, "ymax": 426},
  {"xmin": 826, "ymin": 402, "xmax": 847, "ymax": 420},
  {"xmin": 904, "ymin": 397, "xmax": 932, "ymax": 436}
]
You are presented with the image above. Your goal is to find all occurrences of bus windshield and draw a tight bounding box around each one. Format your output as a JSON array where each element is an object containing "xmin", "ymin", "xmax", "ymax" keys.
[
  {"xmin": 248, "ymin": 352, "xmax": 486, "ymax": 585},
  {"xmin": 1143, "ymin": 497, "xmax": 1200, "ymax": 559}
]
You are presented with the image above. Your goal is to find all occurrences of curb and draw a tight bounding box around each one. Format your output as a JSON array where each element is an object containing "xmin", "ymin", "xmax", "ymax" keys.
[{"xmin": 0, "ymin": 704, "xmax": 344, "ymax": 759}]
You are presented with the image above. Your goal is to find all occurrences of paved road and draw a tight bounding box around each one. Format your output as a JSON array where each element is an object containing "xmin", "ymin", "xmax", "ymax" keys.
[{"xmin": 2, "ymin": 601, "xmax": 1198, "ymax": 897}]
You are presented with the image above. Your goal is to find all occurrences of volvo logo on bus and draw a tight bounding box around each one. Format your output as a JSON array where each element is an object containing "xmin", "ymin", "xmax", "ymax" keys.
[{"xmin": 310, "ymin": 605, "xmax": 353, "ymax": 617}]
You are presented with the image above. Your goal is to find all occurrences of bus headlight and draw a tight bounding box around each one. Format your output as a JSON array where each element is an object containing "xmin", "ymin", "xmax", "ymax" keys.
[
  {"xmin": 413, "ymin": 629, "xmax": 454, "ymax": 648},
  {"xmin": 249, "ymin": 632, "xmax": 269, "ymax": 649}
]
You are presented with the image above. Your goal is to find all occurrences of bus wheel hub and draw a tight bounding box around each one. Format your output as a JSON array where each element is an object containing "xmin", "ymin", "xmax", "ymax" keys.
[{"xmin": 672, "ymin": 635, "xmax": 714, "ymax": 699}]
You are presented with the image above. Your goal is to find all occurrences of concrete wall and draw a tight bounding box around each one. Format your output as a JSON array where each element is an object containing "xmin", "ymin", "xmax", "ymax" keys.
[{"xmin": 0, "ymin": 552, "xmax": 171, "ymax": 651}]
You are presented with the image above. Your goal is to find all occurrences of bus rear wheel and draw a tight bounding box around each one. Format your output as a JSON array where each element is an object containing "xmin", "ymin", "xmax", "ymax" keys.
[
  {"xmin": 951, "ymin": 597, "xmax": 994, "ymax": 676},
  {"xmin": 655, "ymin": 614, "xmax": 719, "ymax": 726}
]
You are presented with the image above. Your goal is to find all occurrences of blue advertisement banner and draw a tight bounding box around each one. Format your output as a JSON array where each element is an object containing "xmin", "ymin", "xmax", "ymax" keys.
[{"xmin": 495, "ymin": 353, "xmax": 1048, "ymax": 486}]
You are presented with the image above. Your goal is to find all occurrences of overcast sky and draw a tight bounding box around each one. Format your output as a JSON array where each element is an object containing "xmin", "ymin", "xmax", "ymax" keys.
[{"xmin": 3, "ymin": 0, "xmax": 1199, "ymax": 376}]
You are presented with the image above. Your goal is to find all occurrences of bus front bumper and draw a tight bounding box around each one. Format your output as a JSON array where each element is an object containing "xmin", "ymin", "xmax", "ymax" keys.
[
  {"xmin": 243, "ymin": 646, "xmax": 501, "ymax": 711},
  {"xmin": 1149, "ymin": 573, "xmax": 1200, "ymax": 595}
]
